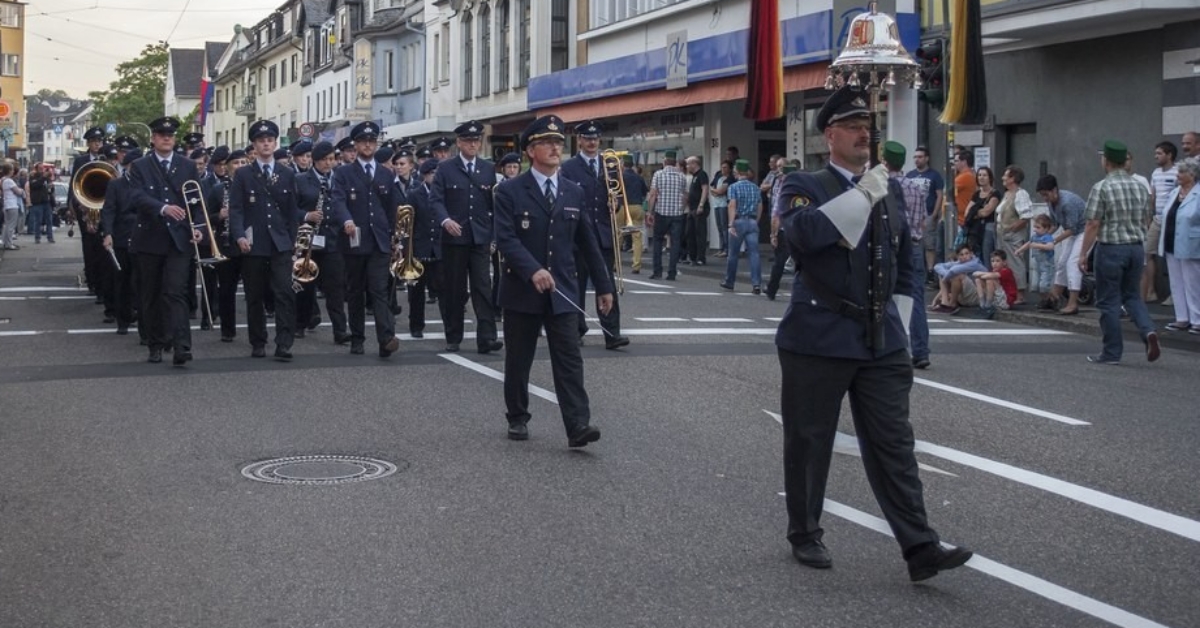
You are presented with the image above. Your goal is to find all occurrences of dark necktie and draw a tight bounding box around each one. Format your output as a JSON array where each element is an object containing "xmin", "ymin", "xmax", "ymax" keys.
[
  {"xmin": 160, "ymin": 159, "xmax": 170, "ymax": 176},
  {"xmin": 544, "ymin": 179, "xmax": 555, "ymax": 205},
  {"xmin": 851, "ymin": 174, "xmax": 862, "ymax": 184},
  {"xmin": 589, "ymin": 158, "xmax": 597, "ymax": 178},
  {"xmin": 466, "ymin": 162, "xmax": 474, "ymax": 175},
  {"xmin": 262, "ymin": 163, "xmax": 272, "ymax": 179},
  {"xmin": 364, "ymin": 163, "xmax": 373, "ymax": 179}
]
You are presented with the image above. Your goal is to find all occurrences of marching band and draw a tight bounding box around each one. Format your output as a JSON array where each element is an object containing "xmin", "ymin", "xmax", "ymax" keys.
[{"xmin": 66, "ymin": 114, "xmax": 633, "ymax": 370}]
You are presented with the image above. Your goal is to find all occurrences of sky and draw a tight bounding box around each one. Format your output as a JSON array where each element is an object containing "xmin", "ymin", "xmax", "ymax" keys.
[{"xmin": 23, "ymin": 0, "xmax": 289, "ymax": 98}]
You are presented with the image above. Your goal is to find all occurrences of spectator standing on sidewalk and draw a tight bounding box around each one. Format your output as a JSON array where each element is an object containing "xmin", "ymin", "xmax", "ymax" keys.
[
  {"xmin": 2, "ymin": 162, "xmax": 26, "ymax": 250},
  {"xmin": 720, "ymin": 160, "xmax": 762, "ymax": 293},
  {"xmin": 620, "ymin": 156, "xmax": 649, "ymax": 273},
  {"xmin": 683, "ymin": 156, "xmax": 710, "ymax": 266},
  {"xmin": 952, "ymin": 151, "xmax": 977, "ymax": 233},
  {"xmin": 1145, "ymin": 142, "xmax": 1178, "ymax": 303},
  {"xmin": 646, "ymin": 152, "xmax": 688, "ymax": 280},
  {"xmin": 1157, "ymin": 157, "xmax": 1200, "ymax": 334},
  {"xmin": 710, "ymin": 160, "xmax": 732, "ymax": 258},
  {"xmin": 908, "ymin": 146, "xmax": 945, "ymax": 275},
  {"xmin": 1079, "ymin": 140, "xmax": 1160, "ymax": 365},
  {"xmin": 1035, "ymin": 175, "xmax": 1087, "ymax": 314},
  {"xmin": 996, "ymin": 165, "xmax": 1034, "ymax": 295},
  {"xmin": 25, "ymin": 165, "xmax": 56, "ymax": 243},
  {"xmin": 1016, "ymin": 214, "xmax": 1056, "ymax": 299},
  {"xmin": 1182, "ymin": 131, "xmax": 1199, "ymax": 159}
]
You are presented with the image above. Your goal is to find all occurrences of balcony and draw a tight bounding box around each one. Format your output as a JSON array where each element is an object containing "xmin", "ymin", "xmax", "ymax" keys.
[{"xmin": 234, "ymin": 96, "xmax": 258, "ymax": 118}]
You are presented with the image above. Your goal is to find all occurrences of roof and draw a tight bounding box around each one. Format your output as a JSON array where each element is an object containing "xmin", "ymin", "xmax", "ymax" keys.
[
  {"xmin": 301, "ymin": 0, "xmax": 330, "ymax": 26},
  {"xmin": 204, "ymin": 41, "xmax": 227, "ymax": 77},
  {"xmin": 169, "ymin": 48, "xmax": 206, "ymax": 98}
]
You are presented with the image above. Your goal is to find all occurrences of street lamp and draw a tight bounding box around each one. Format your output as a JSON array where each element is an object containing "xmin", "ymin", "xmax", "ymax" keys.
[{"xmin": 823, "ymin": 2, "xmax": 920, "ymax": 165}]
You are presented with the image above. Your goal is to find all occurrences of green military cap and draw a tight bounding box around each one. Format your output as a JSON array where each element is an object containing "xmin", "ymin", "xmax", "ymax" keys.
[
  {"xmin": 882, "ymin": 141, "xmax": 906, "ymax": 169},
  {"xmin": 781, "ymin": 163, "xmax": 798, "ymax": 173},
  {"xmin": 1102, "ymin": 140, "xmax": 1128, "ymax": 164},
  {"xmin": 664, "ymin": 150, "xmax": 677, "ymax": 159},
  {"xmin": 734, "ymin": 158, "xmax": 751, "ymax": 173}
]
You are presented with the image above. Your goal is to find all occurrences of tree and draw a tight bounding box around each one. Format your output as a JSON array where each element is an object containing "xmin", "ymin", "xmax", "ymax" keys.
[
  {"xmin": 35, "ymin": 88, "xmax": 73, "ymax": 101},
  {"xmin": 88, "ymin": 43, "xmax": 169, "ymax": 146}
]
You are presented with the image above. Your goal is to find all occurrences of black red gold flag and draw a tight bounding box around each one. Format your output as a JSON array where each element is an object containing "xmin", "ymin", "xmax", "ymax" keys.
[{"xmin": 743, "ymin": 0, "xmax": 784, "ymax": 121}]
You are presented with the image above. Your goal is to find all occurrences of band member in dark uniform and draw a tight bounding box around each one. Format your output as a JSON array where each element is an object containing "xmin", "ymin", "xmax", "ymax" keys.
[
  {"xmin": 229, "ymin": 120, "xmax": 303, "ymax": 361},
  {"xmin": 559, "ymin": 120, "xmax": 629, "ymax": 349},
  {"xmin": 415, "ymin": 145, "xmax": 433, "ymax": 166},
  {"xmin": 429, "ymin": 120, "xmax": 503, "ymax": 354},
  {"xmin": 291, "ymin": 140, "xmax": 313, "ymax": 174},
  {"xmin": 182, "ymin": 132, "xmax": 205, "ymax": 152},
  {"xmin": 398, "ymin": 153, "xmax": 441, "ymax": 338},
  {"xmin": 430, "ymin": 136, "xmax": 452, "ymax": 162},
  {"xmin": 69, "ymin": 126, "xmax": 107, "ymax": 300},
  {"xmin": 337, "ymin": 137, "xmax": 357, "ymax": 165},
  {"xmin": 93, "ymin": 144, "xmax": 122, "ymax": 323},
  {"xmin": 494, "ymin": 114, "xmax": 614, "ymax": 447},
  {"xmin": 294, "ymin": 140, "xmax": 350, "ymax": 344},
  {"xmin": 213, "ymin": 148, "xmax": 246, "ymax": 342},
  {"xmin": 775, "ymin": 85, "xmax": 972, "ymax": 580},
  {"xmin": 101, "ymin": 148, "xmax": 142, "ymax": 336},
  {"xmin": 127, "ymin": 116, "xmax": 202, "ymax": 366},
  {"xmin": 329, "ymin": 121, "xmax": 402, "ymax": 358}
]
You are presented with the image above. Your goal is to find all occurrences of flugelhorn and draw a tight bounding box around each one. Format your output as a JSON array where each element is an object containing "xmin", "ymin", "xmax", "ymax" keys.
[
  {"xmin": 601, "ymin": 149, "xmax": 638, "ymax": 295},
  {"xmin": 291, "ymin": 223, "xmax": 319, "ymax": 290},
  {"xmin": 389, "ymin": 204, "xmax": 423, "ymax": 284},
  {"xmin": 71, "ymin": 161, "xmax": 116, "ymax": 230}
]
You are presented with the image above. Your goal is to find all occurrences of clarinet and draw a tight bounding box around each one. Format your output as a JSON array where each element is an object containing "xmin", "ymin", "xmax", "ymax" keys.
[
  {"xmin": 867, "ymin": 198, "xmax": 887, "ymax": 351},
  {"xmin": 221, "ymin": 177, "xmax": 231, "ymax": 247}
]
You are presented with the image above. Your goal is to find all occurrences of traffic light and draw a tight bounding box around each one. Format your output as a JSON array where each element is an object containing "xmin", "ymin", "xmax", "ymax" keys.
[{"xmin": 916, "ymin": 39, "xmax": 946, "ymax": 111}]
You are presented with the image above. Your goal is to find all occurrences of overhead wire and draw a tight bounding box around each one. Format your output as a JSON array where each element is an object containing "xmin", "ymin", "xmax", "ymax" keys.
[{"xmin": 164, "ymin": 0, "xmax": 194, "ymax": 44}]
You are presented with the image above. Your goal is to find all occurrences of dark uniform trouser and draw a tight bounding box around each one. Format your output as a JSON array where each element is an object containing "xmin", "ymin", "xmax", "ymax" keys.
[
  {"xmin": 684, "ymin": 208, "xmax": 709, "ymax": 263},
  {"xmin": 217, "ymin": 256, "xmax": 243, "ymax": 338},
  {"xmin": 345, "ymin": 251, "xmax": 394, "ymax": 346},
  {"xmin": 575, "ymin": 249, "xmax": 621, "ymax": 340},
  {"xmin": 138, "ymin": 251, "xmax": 193, "ymax": 352},
  {"xmin": 766, "ymin": 228, "xmax": 791, "ymax": 298},
  {"xmin": 112, "ymin": 247, "xmax": 137, "ymax": 327},
  {"xmin": 407, "ymin": 259, "xmax": 441, "ymax": 334},
  {"xmin": 241, "ymin": 252, "xmax": 296, "ymax": 349},
  {"xmin": 503, "ymin": 309, "xmax": 591, "ymax": 435},
  {"xmin": 81, "ymin": 228, "xmax": 104, "ymax": 292},
  {"xmin": 296, "ymin": 249, "xmax": 348, "ymax": 338},
  {"xmin": 440, "ymin": 243, "xmax": 498, "ymax": 347},
  {"xmin": 778, "ymin": 348, "xmax": 939, "ymax": 556}
]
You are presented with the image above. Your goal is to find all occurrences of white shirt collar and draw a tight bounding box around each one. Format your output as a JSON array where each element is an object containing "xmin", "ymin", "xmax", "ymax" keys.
[
  {"xmin": 459, "ymin": 155, "xmax": 476, "ymax": 169},
  {"xmin": 530, "ymin": 168, "xmax": 558, "ymax": 192},
  {"xmin": 828, "ymin": 161, "xmax": 864, "ymax": 183}
]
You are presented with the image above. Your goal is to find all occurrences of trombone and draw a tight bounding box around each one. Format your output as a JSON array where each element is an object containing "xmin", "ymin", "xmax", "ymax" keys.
[
  {"xmin": 601, "ymin": 149, "xmax": 639, "ymax": 295},
  {"xmin": 182, "ymin": 180, "xmax": 227, "ymax": 328}
]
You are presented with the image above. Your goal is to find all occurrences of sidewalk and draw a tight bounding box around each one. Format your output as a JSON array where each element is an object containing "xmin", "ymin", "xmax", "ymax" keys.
[{"xmin": 637, "ymin": 245, "xmax": 1200, "ymax": 354}]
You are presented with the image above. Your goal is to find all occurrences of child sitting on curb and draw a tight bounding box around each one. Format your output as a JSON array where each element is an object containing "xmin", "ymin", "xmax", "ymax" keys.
[{"xmin": 972, "ymin": 250, "xmax": 1020, "ymax": 318}]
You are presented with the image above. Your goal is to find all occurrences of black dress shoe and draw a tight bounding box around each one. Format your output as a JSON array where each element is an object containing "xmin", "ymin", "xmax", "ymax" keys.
[
  {"xmin": 147, "ymin": 348, "xmax": 163, "ymax": 363},
  {"xmin": 103, "ymin": 315, "xmax": 116, "ymax": 323},
  {"xmin": 445, "ymin": 343, "xmax": 460, "ymax": 352},
  {"xmin": 507, "ymin": 423, "xmax": 529, "ymax": 441},
  {"xmin": 308, "ymin": 315, "xmax": 322, "ymax": 331},
  {"xmin": 251, "ymin": 346, "xmax": 266, "ymax": 358},
  {"xmin": 294, "ymin": 328, "xmax": 305, "ymax": 339},
  {"xmin": 116, "ymin": 325, "xmax": 129, "ymax": 335},
  {"xmin": 605, "ymin": 336, "xmax": 630, "ymax": 350},
  {"xmin": 350, "ymin": 342, "xmax": 365, "ymax": 355},
  {"xmin": 719, "ymin": 282, "xmax": 735, "ymax": 290},
  {"xmin": 333, "ymin": 333, "xmax": 351, "ymax": 345},
  {"xmin": 274, "ymin": 346, "xmax": 293, "ymax": 361},
  {"xmin": 426, "ymin": 295, "xmax": 438, "ymax": 304},
  {"xmin": 792, "ymin": 540, "xmax": 832, "ymax": 569},
  {"xmin": 567, "ymin": 425, "xmax": 601, "ymax": 448},
  {"xmin": 200, "ymin": 320, "xmax": 212, "ymax": 331},
  {"xmin": 265, "ymin": 310, "xmax": 275, "ymax": 319},
  {"xmin": 220, "ymin": 335, "xmax": 235, "ymax": 343},
  {"xmin": 913, "ymin": 357, "xmax": 931, "ymax": 370},
  {"xmin": 906, "ymin": 543, "xmax": 973, "ymax": 582},
  {"xmin": 649, "ymin": 274, "xmax": 662, "ymax": 279},
  {"xmin": 665, "ymin": 274, "xmax": 677, "ymax": 281},
  {"xmin": 379, "ymin": 336, "xmax": 399, "ymax": 358},
  {"xmin": 478, "ymin": 339, "xmax": 504, "ymax": 354},
  {"xmin": 410, "ymin": 329, "xmax": 424, "ymax": 338},
  {"xmin": 173, "ymin": 350, "xmax": 192, "ymax": 366}
]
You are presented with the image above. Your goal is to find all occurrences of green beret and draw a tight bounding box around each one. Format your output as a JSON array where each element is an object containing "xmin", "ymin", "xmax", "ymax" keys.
[
  {"xmin": 734, "ymin": 159, "xmax": 751, "ymax": 173},
  {"xmin": 883, "ymin": 141, "xmax": 906, "ymax": 168},
  {"xmin": 621, "ymin": 155, "xmax": 633, "ymax": 166},
  {"xmin": 1103, "ymin": 140, "xmax": 1128, "ymax": 165},
  {"xmin": 665, "ymin": 150, "xmax": 677, "ymax": 160},
  {"xmin": 781, "ymin": 163, "xmax": 798, "ymax": 173}
]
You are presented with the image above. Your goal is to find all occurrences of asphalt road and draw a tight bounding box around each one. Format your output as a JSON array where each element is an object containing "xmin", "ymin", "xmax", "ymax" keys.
[{"xmin": 1, "ymin": 241, "xmax": 1197, "ymax": 628}]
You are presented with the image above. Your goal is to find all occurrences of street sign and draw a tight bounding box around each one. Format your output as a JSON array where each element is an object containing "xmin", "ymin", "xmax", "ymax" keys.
[
  {"xmin": 0, "ymin": 101, "xmax": 10, "ymax": 117},
  {"xmin": 53, "ymin": 124, "xmax": 63, "ymax": 134},
  {"xmin": 105, "ymin": 122, "xmax": 118, "ymax": 134},
  {"xmin": 299, "ymin": 122, "xmax": 315, "ymax": 138}
]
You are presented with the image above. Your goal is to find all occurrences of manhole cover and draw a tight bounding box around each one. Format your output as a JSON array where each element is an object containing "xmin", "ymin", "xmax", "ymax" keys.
[{"xmin": 241, "ymin": 455, "xmax": 402, "ymax": 485}]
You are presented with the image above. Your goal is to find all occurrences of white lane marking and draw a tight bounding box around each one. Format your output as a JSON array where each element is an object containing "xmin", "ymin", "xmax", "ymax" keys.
[
  {"xmin": 761, "ymin": 411, "xmax": 955, "ymax": 476},
  {"xmin": 440, "ymin": 353, "xmax": 558, "ymax": 403},
  {"xmin": 0, "ymin": 330, "xmax": 42, "ymax": 337},
  {"xmin": 693, "ymin": 317, "xmax": 754, "ymax": 323},
  {"xmin": 675, "ymin": 291, "xmax": 722, "ymax": 296},
  {"xmin": 0, "ymin": 286, "xmax": 86, "ymax": 293},
  {"xmin": 946, "ymin": 317, "xmax": 996, "ymax": 324},
  {"xmin": 822, "ymin": 501, "xmax": 1170, "ymax": 628},
  {"xmin": 912, "ymin": 439, "xmax": 1200, "ymax": 544},
  {"xmin": 764, "ymin": 317, "xmax": 783, "ymax": 322},
  {"xmin": 914, "ymin": 378, "xmax": 1089, "ymax": 426},
  {"xmin": 930, "ymin": 328, "xmax": 1070, "ymax": 336},
  {"xmin": 635, "ymin": 317, "xmax": 688, "ymax": 322},
  {"xmin": 619, "ymin": 327, "xmax": 776, "ymax": 336},
  {"xmin": 622, "ymin": 278, "xmax": 670, "ymax": 289},
  {"xmin": 629, "ymin": 290, "xmax": 670, "ymax": 295},
  {"xmin": 48, "ymin": 296, "xmax": 94, "ymax": 300}
]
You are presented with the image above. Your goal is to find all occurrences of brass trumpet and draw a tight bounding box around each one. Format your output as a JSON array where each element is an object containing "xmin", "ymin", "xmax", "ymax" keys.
[
  {"xmin": 389, "ymin": 204, "xmax": 424, "ymax": 284},
  {"xmin": 601, "ymin": 149, "xmax": 639, "ymax": 295}
]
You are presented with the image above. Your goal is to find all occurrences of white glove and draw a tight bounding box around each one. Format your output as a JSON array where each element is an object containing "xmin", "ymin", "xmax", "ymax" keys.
[{"xmin": 856, "ymin": 163, "xmax": 890, "ymax": 205}]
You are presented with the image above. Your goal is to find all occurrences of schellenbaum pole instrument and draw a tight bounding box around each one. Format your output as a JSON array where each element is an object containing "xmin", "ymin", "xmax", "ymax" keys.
[{"xmin": 601, "ymin": 149, "xmax": 638, "ymax": 295}]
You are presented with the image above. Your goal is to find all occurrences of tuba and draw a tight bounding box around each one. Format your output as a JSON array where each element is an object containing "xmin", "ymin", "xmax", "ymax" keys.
[
  {"xmin": 600, "ymin": 149, "xmax": 638, "ymax": 295},
  {"xmin": 71, "ymin": 161, "xmax": 117, "ymax": 229},
  {"xmin": 389, "ymin": 204, "xmax": 424, "ymax": 284},
  {"xmin": 291, "ymin": 223, "xmax": 319, "ymax": 290}
]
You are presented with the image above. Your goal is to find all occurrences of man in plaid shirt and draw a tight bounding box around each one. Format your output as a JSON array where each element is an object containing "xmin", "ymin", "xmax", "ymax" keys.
[
  {"xmin": 646, "ymin": 152, "xmax": 688, "ymax": 280},
  {"xmin": 1078, "ymin": 140, "xmax": 1160, "ymax": 365},
  {"xmin": 884, "ymin": 142, "xmax": 932, "ymax": 368}
]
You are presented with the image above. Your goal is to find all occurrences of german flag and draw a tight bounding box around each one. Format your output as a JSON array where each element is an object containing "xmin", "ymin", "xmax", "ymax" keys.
[
  {"xmin": 743, "ymin": 0, "xmax": 784, "ymax": 121},
  {"xmin": 940, "ymin": 0, "xmax": 988, "ymax": 125}
]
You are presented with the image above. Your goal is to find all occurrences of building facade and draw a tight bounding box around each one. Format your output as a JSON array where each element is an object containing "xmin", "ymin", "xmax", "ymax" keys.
[{"xmin": 0, "ymin": 0, "xmax": 26, "ymax": 160}]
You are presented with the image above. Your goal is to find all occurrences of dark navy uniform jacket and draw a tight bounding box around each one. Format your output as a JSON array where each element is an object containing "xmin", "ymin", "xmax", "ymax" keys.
[
  {"xmin": 775, "ymin": 165, "xmax": 914, "ymax": 361},
  {"xmin": 127, "ymin": 152, "xmax": 202, "ymax": 256},
  {"xmin": 330, "ymin": 160, "xmax": 402, "ymax": 255},
  {"xmin": 429, "ymin": 156, "xmax": 496, "ymax": 247},
  {"xmin": 228, "ymin": 161, "xmax": 303, "ymax": 257},
  {"xmin": 296, "ymin": 168, "xmax": 348, "ymax": 254},
  {"xmin": 100, "ymin": 174, "xmax": 137, "ymax": 249},
  {"xmin": 559, "ymin": 153, "xmax": 614, "ymax": 250},
  {"xmin": 400, "ymin": 176, "xmax": 440, "ymax": 261},
  {"xmin": 494, "ymin": 171, "xmax": 613, "ymax": 316}
]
